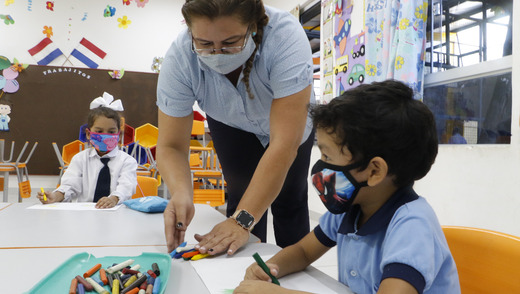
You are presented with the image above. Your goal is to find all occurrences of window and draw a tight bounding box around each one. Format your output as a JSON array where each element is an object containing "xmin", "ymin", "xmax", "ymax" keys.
[{"xmin": 424, "ymin": 0, "xmax": 513, "ymax": 144}]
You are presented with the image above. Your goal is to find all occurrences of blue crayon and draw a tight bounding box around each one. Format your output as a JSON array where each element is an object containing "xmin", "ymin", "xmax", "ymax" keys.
[
  {"xmin": 91, "ymin": 276, "xmax": 104, "ymax": 286},
  {"xmin": 77, "ymin": 283, "xmax": 85, "ymax": 294},
  {"xmin": 152, "ymin": 277, "xmax": 161, "ymax": 294},
  {"xmin": 147, "ymin": 275, "xmax": 155, "ymax": 286},
  {"xmin": 169, "ymin": 241, "xmax": 187, "ymax": 258}
]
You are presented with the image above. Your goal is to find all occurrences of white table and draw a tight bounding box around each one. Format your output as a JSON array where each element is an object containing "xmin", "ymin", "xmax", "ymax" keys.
[
  {"xmin": 1, "ymin": 243, "xmax": 352, "ymax": 293},
  {"xmin": 0, "ymin": 203, "xmax": 240, "ymax": 248},
  {"xmin": 0, "ymin": 203, "xmax": 352, "ymax": 293}
]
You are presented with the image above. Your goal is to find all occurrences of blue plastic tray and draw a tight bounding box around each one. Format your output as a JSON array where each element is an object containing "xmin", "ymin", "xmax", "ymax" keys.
[{"xmin": 26, "ymin": 252, "xmax": 171, "ymax": 294}]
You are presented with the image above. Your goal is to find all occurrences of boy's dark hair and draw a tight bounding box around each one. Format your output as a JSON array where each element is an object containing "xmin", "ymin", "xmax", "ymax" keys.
[
  {"xmin": 310, "ymin": 80, "xmax": 438, "ymax": 187},
  {"xmin": 87, "ymin": 107, "xmax": 122, "ymax": 130}
]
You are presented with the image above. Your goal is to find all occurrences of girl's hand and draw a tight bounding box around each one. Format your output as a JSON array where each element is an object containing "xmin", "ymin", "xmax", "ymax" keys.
[
  {"xmin": 164, "ymin": 196, "xmax": 195, "ymax": 252},
  {"xmin": 37, "ymin": 190, "xmax": 64, "ymax": 204},
  {"xmin": 233, "ymin": 280, "xmax": 291, "ymax": 294},
  {"xmin": 244, "ymin": 262, "xmax": 279, "ymax": 283},
  {"xmin": 194, "ymin": 218, "xmax": 249, "ymax": 256},
  {"xmin": 95, "ymin": 195, "xmax": 119, "ymax": 209}
]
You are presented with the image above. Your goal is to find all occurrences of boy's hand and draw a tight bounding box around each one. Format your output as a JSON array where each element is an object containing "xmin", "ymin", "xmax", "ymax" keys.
[
  {"xmin": 95, "ymin": 195, "xmax": 119, "ymax": 209},
  {"xmin": 37, "ymin": 190, "xmax": 64, "ymax": 204},
  {"xmin": 244, "ymin": 262, "xmax": 280, "ymax": 283},
  {"xmin": 233, "ymin": 280, "xmax": 291, "ymax": 294}
]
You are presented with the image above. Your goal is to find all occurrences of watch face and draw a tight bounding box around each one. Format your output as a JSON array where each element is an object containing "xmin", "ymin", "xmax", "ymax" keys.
[{"xmin": 236, "ymin": 210, "xmax": 254, "ymax": 228}]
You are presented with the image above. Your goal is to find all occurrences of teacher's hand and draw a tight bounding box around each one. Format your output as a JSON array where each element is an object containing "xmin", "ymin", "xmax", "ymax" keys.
[
  {"xmin": 195, "ymin": 218, "xmax": 249, "ymax": 256},
  {"xmin": 164, "ymin": 197, "xmax": 195, "ymax": 252}
]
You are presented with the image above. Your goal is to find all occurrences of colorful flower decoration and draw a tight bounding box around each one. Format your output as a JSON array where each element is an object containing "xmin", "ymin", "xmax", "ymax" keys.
[
  {"xmin": 104, "ymin": 5, "xmax": 116, "ymax": 17},
  {"xmin": 151, "ymin": 57, "xmax": 163, "ymax": 73},
  {"xmin": 0, "ymin": 14, "xmax": 14, "ymax": 25},
  {"xmin": 136, "ymin": 0, "xmax": 149, "ymax": 8},
  {"xmin": 42, "ymin": 25, "xmax": 53, "ymax": 38},
  {"xmin": 108, "ymin": 69, "xmax": 125, "ymax": 80},
  {"xmin": 117, "ymin": 15, "xmax": 131, "ymax": 29},
  {"xmin": 395, "ymin": 55, "xmax": 404, "ymax": 70},
  {"xmin": 4, "ymin": 0, "xmax": 14, "ymax": 6},
  {"xmin": 46, "ymin": 1, "xmax": 54, "ymax": 11},
  {"xmin": 11, "ymin": 58, "xmax": 29, "ymax": 73},
  {"xmin": 122, "ymin": 0, "xmax": 132, "ymax": 5}
]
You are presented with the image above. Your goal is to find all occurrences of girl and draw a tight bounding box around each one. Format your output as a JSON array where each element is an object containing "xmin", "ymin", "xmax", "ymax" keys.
[{"xmin": 38, "ymin": 98, "xmax": 138, "ymax": 209}]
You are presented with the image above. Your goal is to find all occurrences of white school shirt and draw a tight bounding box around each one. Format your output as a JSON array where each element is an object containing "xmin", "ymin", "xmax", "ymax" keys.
[{"xmin": 54, "ymin": 148, "xmax": 138, "ymax": 204}]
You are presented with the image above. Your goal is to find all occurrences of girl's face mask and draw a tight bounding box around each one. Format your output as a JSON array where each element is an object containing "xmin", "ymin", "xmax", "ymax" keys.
[
  {"xmin": 311, "ymin": 160, "xmax": 368, "ymax": 214},
  {"xmin": 89, "ymin": 131, "xmax": 119, "ymax": 152}
]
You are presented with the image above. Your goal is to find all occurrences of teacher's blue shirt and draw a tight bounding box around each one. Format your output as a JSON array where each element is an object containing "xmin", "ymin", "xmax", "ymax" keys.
[{"xmin": 157, "ymin": 6, "xmax": 315, "ymax": 147}]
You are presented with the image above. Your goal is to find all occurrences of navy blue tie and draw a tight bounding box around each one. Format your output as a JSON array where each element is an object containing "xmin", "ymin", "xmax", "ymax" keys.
[{"xmin": 93, "ymin": 158, "xmax": 111, "ymax": 202}]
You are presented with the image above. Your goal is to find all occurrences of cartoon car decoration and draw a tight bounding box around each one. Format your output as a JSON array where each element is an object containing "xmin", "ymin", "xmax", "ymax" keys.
[
  {"xmin": 348, "ymin": 64, "xmax": 365, "ymax": 85},
  {"xmin": 351, "ymin": 32, "xmax": 365, "ymax": 59}
]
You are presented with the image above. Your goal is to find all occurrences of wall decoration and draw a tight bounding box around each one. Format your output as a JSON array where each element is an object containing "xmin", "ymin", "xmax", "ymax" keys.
[
  {"xmin": 151, "ymin": 56, "xmax": 163, "ymax": 73},
  {"xmin": 118, "ymin": 15, "xmax": 131, "ymax": 29},
  {"xmin": 108, "ymin": 69, "xmax": 124, "ymax": 79},
  {"xmin": 0, "ymin": 56, "xmax": 10, "ymax": 69},
  {"xmin": 68, "ymin": 38, "xmax": 107, "ymax": 69},
  {"xmin": 1, "ymin": 68, "xmax": 19, "ymax": 93},
  {"xmin": 122, "ymin": 0, "xmax": 132, "ymax": 5},
  {"xmin": 0, "ymin": 14, "xmax": 15, "ymax": 25},
  {"xmin": 136, "ymin": 0, "xmax": 149, "ymax": 8},
  {"xmin": 11, "ymin": 58, "xmax": 29, "ymax": 72},
  {"xmin": 5, "ymin": 0, "xmax": 14, "ymax": 6},
  {"xmin": 42, "ymin": 25, "xmax": 53, "ymax": 38},
  {"xmin": 45, "ymin": 1, "xmax": 54, "ymax": 11},
  {"xmin": 0, "ymin": 103, "xmax": 11, "ymax": 132},
  {"xmin": 104, "ymin": 5, "xmax": 116, "ymax": 17},
  {"xmin": 82, "ymin": 12, "xmax": 88, "ymax": 21},
  {"xmin": 27, "ymin": 37, "xmax": 64, "ymax": 65},
  {"xmin": 27, "ymin": 0, "xmax": 32, "ymax": 11}
]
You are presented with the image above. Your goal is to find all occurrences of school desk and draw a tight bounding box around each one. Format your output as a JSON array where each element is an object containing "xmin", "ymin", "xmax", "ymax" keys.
[
  {"xmin": 0, "ymin": 203, "xmax": 259, "ymax": 249},
  {"xmin": 0, "ymin": 243, "xmax": 353, "ymax": 293}
]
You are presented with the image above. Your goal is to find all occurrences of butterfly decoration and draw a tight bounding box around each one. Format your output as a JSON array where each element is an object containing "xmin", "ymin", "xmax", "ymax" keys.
[
  {"xmin": 0, "ymin": 14, "xmax": 15, "ymax": 25},
  {"xmin": 104, "ymin": 5, "xmax": 116, "ymax": 17}
]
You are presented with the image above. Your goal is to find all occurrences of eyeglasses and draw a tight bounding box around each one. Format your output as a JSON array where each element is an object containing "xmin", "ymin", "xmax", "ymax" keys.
[{"xmin": 192, "ymin": 26, "xmax": 251, "ymax": 56}]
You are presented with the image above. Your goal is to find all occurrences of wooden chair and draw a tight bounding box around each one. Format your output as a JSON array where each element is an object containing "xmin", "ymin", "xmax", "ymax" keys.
[
  {"xmin": 131, "ymin": 176, "xmax": 159, "ymax": 199},
  {"xmin": 442, "ymin": 226, "xmax": 520, "ymax": 293}
]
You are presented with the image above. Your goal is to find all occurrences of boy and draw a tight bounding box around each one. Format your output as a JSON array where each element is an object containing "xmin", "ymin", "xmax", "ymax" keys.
[{"xmin": 235, "ymin": 80, "xmax": 460, "ymax": 293}]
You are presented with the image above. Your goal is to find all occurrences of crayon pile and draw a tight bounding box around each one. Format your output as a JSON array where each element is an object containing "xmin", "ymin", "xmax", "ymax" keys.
[
  {"xmin": 169, "ymin": 241, "xmax": 212, "ymax": 261},
  {"xmin": 69, "ymin": 259, "xmax": 162, "ymax": 294}
]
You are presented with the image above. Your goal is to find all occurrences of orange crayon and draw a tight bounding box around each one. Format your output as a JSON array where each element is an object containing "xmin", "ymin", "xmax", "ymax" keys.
[{"xmin": 83, "ymin": 263, "xmax": 102, "ymax": 278}]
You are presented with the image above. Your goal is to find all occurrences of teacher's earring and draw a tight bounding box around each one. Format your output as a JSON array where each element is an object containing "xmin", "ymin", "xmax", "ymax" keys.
[{"xmin": 252, "ymin": 31, "xmax": 257, "ymax": 37}]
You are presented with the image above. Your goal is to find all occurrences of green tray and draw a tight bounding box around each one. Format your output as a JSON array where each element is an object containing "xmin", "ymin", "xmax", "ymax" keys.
[{"xmin": 26, "ymin": 252, "xmax": 171, "ymax": 294}]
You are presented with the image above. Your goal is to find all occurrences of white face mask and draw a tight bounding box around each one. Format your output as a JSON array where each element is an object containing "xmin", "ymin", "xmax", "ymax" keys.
[{"xmin": 197, "ymin": 34, "xmax": 256, "ymax": 74}]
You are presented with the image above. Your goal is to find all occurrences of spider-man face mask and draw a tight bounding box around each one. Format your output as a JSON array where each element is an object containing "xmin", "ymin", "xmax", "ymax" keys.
[{"xmin": 311, "ymin": 160, "xmax": 368, "ymax": 214}]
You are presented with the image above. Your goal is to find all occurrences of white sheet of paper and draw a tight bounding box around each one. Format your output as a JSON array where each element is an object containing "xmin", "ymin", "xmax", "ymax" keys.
[
  {"xmin": 191, "ymin": 254, "xmax": 338, "ymax": 294},
  {"xmin": 27, "ymin": 203, "xmax": 122, "ymax": 211}
]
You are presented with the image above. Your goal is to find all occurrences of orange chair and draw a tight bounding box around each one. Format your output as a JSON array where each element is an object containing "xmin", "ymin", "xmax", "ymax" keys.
[
  {"xmin": 1, "ymin": 140, "xmax": 38, "ymax": 201},
  {"xmin": 191, "ymin": 120, "xmax": 206, "ymax": 146},
  {"xmin": 134, "ymin": 123, "xmax": 158, "ymax": 148},
  {"xmin": 132, "ymin": 176, "xmax": 159, "ymax": 199},
  {"xmin": 62, "ymin": 140, "xmax": 85, "ymax": 165},
  {"xmin": 442, "ymin": 226, "xmax": 520, "ymax": 293}
]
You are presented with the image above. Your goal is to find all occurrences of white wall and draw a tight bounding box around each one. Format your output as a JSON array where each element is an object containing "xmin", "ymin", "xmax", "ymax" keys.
[{"xmin": 0, "ymin": 0, "xmax": 185, "ymax": 72}]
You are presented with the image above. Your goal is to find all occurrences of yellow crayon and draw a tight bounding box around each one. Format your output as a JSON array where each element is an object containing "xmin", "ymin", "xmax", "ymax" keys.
[
  {"xmin": 191, "ymin": 253, "xmax": 211, "ymax": 261},
  {"xmin": 41, "ymin": 187, "xmax": 47, "ymax": 202}
]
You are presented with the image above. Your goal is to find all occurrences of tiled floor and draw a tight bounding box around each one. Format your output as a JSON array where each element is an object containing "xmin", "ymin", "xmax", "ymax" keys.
[{"xmin": 1, "ymin": 146, "xmax": 339, "ymax": 280}]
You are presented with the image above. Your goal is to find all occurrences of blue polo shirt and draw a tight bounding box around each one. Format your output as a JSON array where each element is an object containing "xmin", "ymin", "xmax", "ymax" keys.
[
  {"xmin": 157, "ymin": 6, "xmax": 315, "ymax": 147},
  {"xmin": 314, "ymin": 186, "xmax": 461, "ymax": 293}
]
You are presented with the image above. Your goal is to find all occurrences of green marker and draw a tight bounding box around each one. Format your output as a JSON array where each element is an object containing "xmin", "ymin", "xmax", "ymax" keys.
[{"xmin": 253, "ymin": 252, "xmax": 280, "ymax": 285}]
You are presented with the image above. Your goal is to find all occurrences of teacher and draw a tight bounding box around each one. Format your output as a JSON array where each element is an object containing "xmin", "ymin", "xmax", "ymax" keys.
[{"xmin": 157, "ymin": 0, "xmax": 315, "ymax": 255}]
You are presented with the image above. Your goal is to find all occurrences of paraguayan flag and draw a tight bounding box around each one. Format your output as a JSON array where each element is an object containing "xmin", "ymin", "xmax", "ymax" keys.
[
  {"xmin": 27, "ymin": 38, "xmax": 64, "ymax": 65},
  {"xmin": 68, "ymin": 38, "xmax": 107, "ymax": 69}
]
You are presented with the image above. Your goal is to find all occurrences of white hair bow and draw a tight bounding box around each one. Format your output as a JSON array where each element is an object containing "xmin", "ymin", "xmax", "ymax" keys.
[{"xmin": 90, "ymin": 92, "xmax": 124, "ymax": 111}]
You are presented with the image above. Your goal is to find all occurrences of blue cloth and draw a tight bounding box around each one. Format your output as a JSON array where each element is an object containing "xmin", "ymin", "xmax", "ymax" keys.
[
  {"xmin": 123, "ymin": 196, "xmax": 168, "ymax": 213},
  {"xmin": 157, "ymin": 6, "xmax": 315, "ymax": 147},
  {"xmin": 314, "ymin": 186, "xmax": 460, "ymax": 293}
]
